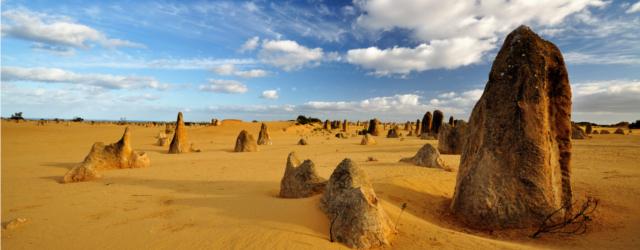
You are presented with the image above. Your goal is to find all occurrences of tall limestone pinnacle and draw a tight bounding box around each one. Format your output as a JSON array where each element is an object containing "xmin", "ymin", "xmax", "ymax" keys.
[
  {"xmin": 168, "ymin": 112, "xmax": 199, "ymax": 153},
  {"xmin": 451, "ymin": 25, "xmax": 573, "ymax": 229}
]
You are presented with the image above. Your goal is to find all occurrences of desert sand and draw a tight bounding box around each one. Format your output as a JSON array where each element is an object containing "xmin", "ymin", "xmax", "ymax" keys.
[{"xmin": 2, "ymin": 120, "xmax": 639, "ymax": 249}]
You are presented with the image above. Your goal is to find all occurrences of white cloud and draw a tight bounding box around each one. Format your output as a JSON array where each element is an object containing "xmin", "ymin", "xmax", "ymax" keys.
[
  {"xmin": 212, "ymin": 64, "xmax": 268, "ymax": 78},
  {"xmin": 239, "ymin": 36, "xmax": 260, "ymax": 52},
  {"xmin": 243, "ymin": 2, "xmax": 259, "ymax": 13},
  {"xmin": 69, "ymin": 57, "xmax": 256, "ymax": 70},
  {"xmin": 1, "ymin": 8, "xmax": 144, "ymax": 51},
  {"xmin": 564, "ymin": 52, "xmax": 640, "ymax": 65},
  {"xmin": 356, "ymin": 0, "xmax": 606, "ymax": 41},
  {"xmin": 258, "ymin": 39, "xmax": 324, "ymax": 71},
  {"xmin": 1, "ymin": 66, "xmax": 168, "ymax": 90},
  {"xmin": 350, "ymin": 0, "xmax": 605, "ymax": 75},
  {"xmin": 626, "ymin": 1, "xmax": 640, "ymax": 13},
  {"xmin": 571, "ymin": 80, "xmax": 640, "ymax": 122},
  {"xmin": 199, "ymin": 79, "xmax": 248, "ymax": 94},
  {"xmin": 347, "ymin": 37, "xmax": 495, "ymax": 76},
  {"xmin": 260, "ymin": 90, "xmax": 279, "ymax": 100},
  {"xmin": 302, "ymin": 93, "xmax": 471, "ymax": 115}
]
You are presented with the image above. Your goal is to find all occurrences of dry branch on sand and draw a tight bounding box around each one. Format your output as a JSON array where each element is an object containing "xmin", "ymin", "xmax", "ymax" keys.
[{"xmin": 531, "ymin": 197, "xmax": 599, "ymax": 238}]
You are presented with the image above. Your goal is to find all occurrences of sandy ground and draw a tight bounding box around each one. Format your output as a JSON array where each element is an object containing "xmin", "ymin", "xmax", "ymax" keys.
[{"xmin": 1, "ymin": 120, "xmax": 639, "ymax": 249}]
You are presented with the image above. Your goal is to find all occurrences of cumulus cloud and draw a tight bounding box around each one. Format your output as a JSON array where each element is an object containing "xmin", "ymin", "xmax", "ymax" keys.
[
  {"xmin": 1, "ymin": 8, "xmax": 144, "ymax": 51},
  {"xmin": 258, "ymin": 39, "xmax": 324, "ymax": 71},
  {"xmin": 212, "ymin": 64, "xmax": 268, "ymax": 78},
  {"xmin": 239, "ymin": 36, "xmax": 260, "ymax": 52},
  {"xmin": 199, "ymin": 79, "xmax": 248, "ymax": 94},
  {"xmin": 260, "ymin": 89, "xmax": 279, "ymax": 100},
  {"xmin": 301, "ymin": 91, "xmax": 482, "ymax": 117},
  {"xmin": 627, "ymin": 1, "xmax": 640, "ymax": 14},
  {"xmin": 347, "ymin": 38, "xmax": 495, "ymax": 76},
  {"xmin": 349, "ymin": 0, "xmax": 605, "ymax": 75},
  {"xmin": 1, "ymin": 66, "xmax": 168, "ymax": 90}
]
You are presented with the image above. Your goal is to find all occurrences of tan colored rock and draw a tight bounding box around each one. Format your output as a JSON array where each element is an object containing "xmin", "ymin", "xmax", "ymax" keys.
[
  {"xmin": 585, "ymin": 124, "xmax": 593, "ymax": 134},
  {"xmin": 432, "ymin": 110, "xmax": 444, "ymax": 135},
  {"xmin": 400, "ymin": 144, "xmax": 447, "ymax": 169},
  {"xmin": 298, "ymin": 138, "xmax": 308, "ymax": 145},
  {"xmin": 63, "ymin": 127, "xmax": 149, "ymax": 183},
  {"xmin": 437, "ymin": 122, "xmax": 468, "ymax": 154},
  {"xmin": 360, "ymin": 134, "xmax": 377, "ymax": 145},
  {"xmin": 592, "ymin": 130, "xmax": 599, "ymax": 134},
  {"xmin": 168, "ymin": 112, "xmax": 196, "ymax": 154},
  {"xmin": 415, "ymin": 119, "xmax": 421, "ymax": 136},
  {"xmin": 279, "ymin": 152, "xmax": 327, "ymax": 198},
  {"xmin": 4, "ymin": 218, "xmax": 28, "ymax": 230},
  {"xmin": 614, "ymin": 128, "xmax": 625, "ymax": 135},
  {"xmin": 367, "ymin": 119, "xmax": 381, "ymax": 136},
  {"xmin": 156, "ymin": 131, "xmax": 168, "ymax": 146},
  {"xmin": 571, "ymin": 123, "xmax": 587, "ymax": 139},
  {"xmin": 386, "ymin": 127, "xmax": 400, "ymax": 138},
  {"xmin": 421, "ymin": 112, "xmax": 432, "ymax": 135},
  {"xmin": 320, "ymin": 159, "xmax": 395, "ymax": 249},
  {"xmin": 257, "ymin": 123, "xmax": 273, "ymax": 145},
  {"xmin": 601, "ymin": 130, "xmax": 610, "ymax": 134},
  {"xmin": 451, "ymin": 26, "xmax": 573, "ymax": 229},
  {"xmin": 234, "ymin": 130, "xmax": 258, "ymax": 152},
  {"xmin": 164, "ymin": 123, "xmax": 173, "ymax": 134},
  {"xmin": 63, "ymin": 164, "xmax": 102, "ymax": 183}
]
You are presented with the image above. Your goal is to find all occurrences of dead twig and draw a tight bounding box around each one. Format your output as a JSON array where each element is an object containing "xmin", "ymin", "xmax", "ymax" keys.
[{"xmin": 530, "ymin": 197, "xmax": 599, "ymax": 238}]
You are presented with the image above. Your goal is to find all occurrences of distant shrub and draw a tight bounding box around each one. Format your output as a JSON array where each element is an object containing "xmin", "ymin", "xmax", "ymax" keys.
[
  {"xmin": 296, "ymin": 115, "xmax": 321, "ymax": 125},
  {"xmin": 629, "ymin": 120, "xmax": 640, "ymax": 129},
  {"xmin": 71, "ymin": 117, "xmax": 84, "ymax": 122},
  {"xmin": 10, "ymin": 112, "xmax": 24, "ymax": 120}
]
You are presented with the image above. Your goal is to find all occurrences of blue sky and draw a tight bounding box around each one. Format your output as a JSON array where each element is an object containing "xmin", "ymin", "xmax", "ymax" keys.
[{"xmin": 1, "ymin": 0, "xmax": 639, "ymax": 123}]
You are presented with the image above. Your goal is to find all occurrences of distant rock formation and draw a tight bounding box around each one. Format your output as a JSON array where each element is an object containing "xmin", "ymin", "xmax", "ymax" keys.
[
  {"xmin": 614, "ymin": 128, "xmax": 625, "ymax": 135},
  {"xmin": 257, "ymin": 123, "xmax": 273, "ymax": 145},
  {"xmin": 421, "ymin": 112, "xmax": 432, "ymax": 135},
  {"xmin": 164, "ymin": 123, "xmax": 173, "ymax": 134},
  {"xmin": 63, "ymin": 127, "xmax": 150, "ymax": 183},
  {"xmin": 438, "ymin": 121, "xmax": 468, "ymax": 154},
  {"xmin": 585, "ymin": 124, "xmax": 593, "ymax": 134},
  {"xmin": 335, "ymin": 132, "xmax": 348, "ymax": 139},
  {"xmin": 592, "ymin": 130, "xmax": 599, "ymax": 134},
  {"xmin": 360, "ymin": 133, "xmax": 377, "ymax": 145},
  {"xmin": 414, "ymin": 119, "xmax": 421, "ymax": 136},
  {"xmin": 448, "ymin": 116, "xmax": 454, "ymax": 126},
  {"xmin": 601, "ymin": 130, "xmax": 610, "ymax": 134},
  {"xmin": 400, "ymin": 143, "xmax": 447, "ymax": 169},
  {"xmin": 324, "ymin": 120, "xmax": 330, "ymax": 130},
  {"xmin": 279, "ymin": 152, "xmax": 327, "ymax": 198},
  {"xmin": 367, "ymin": 119, "xmax": 381, "ymax": 136},
  {"xmin": 386, "ymin": 127, "xmax": 400, "ymax": 138},
  {"xmin": 432, "ymin": 110, "xmax": 444, "ymax": 135},
  {"xmin": 451, "ymin": 26, "xmax": 573, "ymax": 229},
  {"xmin": 342, "ymin": 120, "xmax": 348, "ymax": 132},
  {"xmin": 234, "ymin": 130, "xmax": 258, "ymax": 152},
  {"xmin": 156, "ymin": 131, "xmax": 168, "ymax": 146},
  {"xmin": 571, "ymin": 123, "xmax": 587, "ymax": 139},
  {"xmin": 168, "ymin": 112, "xmax": 198, "ymax": 154},
  {"xmin": 298, "ymin": 138, "xmax": 308, "ymax": 145},
  {"xmin": 320, "ymin": 159, "xmax": 395, "ymax": 248}
]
